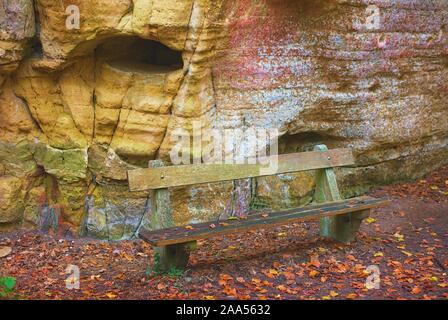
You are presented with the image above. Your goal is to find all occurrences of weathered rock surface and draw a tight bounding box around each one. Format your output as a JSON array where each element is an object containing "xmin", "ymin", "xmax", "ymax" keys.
[
  {"xmin": 0, "ymin": 0, "xmax": 447, "ymax": 239},
  {"xmin": 0, "ymin": 175, "xmax": 24, "ymax": 224},
  {"xmin": 0, "ymin": 0, "xmax": 35, "ymax": 74}
]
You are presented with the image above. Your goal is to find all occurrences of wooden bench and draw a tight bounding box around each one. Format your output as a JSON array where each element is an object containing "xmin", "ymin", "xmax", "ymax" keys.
[{"xmin": 127, "ymin": 145, "xmax": 389, "ymax": 272}]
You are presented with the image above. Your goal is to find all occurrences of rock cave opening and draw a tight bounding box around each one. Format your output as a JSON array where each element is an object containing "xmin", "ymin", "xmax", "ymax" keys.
[
  {"xmin": 91, "ymin": 36, "xmax": 185, "ymax": 167},
  {"xmin": 278, "ymin": 132, "xmax": 342, "ymax": 154},
  {"xmin": 94, "ymin": 36, "xmax": 184, "ymax": 74},
  {"xmin": 27, "ymin": 37, "xmax": 44, "ymax": 59}
]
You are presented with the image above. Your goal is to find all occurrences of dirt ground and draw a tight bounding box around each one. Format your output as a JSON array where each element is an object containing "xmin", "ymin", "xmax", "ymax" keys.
[{"xmin": 1, "ymin": 167, "xmax": 447, "ymax": 300}]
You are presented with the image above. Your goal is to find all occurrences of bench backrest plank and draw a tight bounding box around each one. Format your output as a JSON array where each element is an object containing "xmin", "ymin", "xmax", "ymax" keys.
[{"xmin": 128, "ymin": 148, "xmax": 354, "ymax": 191}]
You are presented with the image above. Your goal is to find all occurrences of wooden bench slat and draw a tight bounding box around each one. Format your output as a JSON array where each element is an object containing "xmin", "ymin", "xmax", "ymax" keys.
[
  {"xmin": 139, "ymin": 196, "xmax": 389, "ymax": 246},
  {"xmin": 128, "ymin": 148, "xmax": 355, "ymax": 191}
]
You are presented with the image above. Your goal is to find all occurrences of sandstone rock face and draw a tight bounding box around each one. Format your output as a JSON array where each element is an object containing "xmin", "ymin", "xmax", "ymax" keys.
[
  {"xmin": 0, "ymin": 0, "xmax": 35, "ymax": 74},
  {"xmin": 0, "ymin": 175, "xmax": 24, "ymax": 224},
  {"xmin": 0, "ymin": 0, "xmax": 447, "ymax": 239}
]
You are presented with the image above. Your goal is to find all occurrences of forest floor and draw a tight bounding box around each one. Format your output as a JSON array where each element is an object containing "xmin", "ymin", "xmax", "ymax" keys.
[{"xmin": 1, "ymin": 167, "xmax": 447, "ymax": 300}]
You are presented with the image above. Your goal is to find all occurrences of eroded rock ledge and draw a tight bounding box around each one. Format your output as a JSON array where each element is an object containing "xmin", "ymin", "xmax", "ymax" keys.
[{"xmin": 0, "ymin": 0, "xmax": 447, "ymax": 239}]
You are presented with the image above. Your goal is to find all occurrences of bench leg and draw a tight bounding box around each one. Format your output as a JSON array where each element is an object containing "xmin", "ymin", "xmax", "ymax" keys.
[
  {"xmin": 154, "ymin": 241, "xmax": 197, "ymax": 273},
  {"xmin": 314, "ymin": 144, "xmax": 369, "ymax": 243},
  {"xmin": 147, "ymin": 161, "xmax": 198, "ymax": 273},
  {"xmin": 322, "ymin": 210, "xmax": 370, "ymax": 243}
]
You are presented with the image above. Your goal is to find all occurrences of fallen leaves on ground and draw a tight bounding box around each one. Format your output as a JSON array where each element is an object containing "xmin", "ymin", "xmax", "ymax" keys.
[{"xmin": 0, "ymin": 166, "xmax": 447, "ymax": 300}]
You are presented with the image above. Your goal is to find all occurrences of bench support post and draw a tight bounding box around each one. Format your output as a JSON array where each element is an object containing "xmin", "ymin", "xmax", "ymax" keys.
[
  {"xmin": 314, "ymin": 145, "xmax": 367, "ymax": 243},
  {"xmin": 149, "ymin": 160, "xmax": 196, "ymax": 272}
]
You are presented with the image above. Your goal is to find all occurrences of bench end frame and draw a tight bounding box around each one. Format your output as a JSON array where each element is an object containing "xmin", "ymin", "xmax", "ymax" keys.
[
  {"xmin": 147, "ymin": 160, "xmax": 196, "ymax": 273},
  {"xmin": 313, "ymin": 144, "xmax": 367, "ymax": 243}
]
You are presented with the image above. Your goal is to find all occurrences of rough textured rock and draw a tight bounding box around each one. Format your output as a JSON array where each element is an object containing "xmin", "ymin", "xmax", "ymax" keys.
[
  {"xmin": 0, "ymin": 0, "xmax": 35, "ymax": 74},
  {"xmin": 257, "ymin": 172, "xmax": 316, "ymax": 210},
  {"xmin": 22, "ymin": 185, "xmax": 46, "ymax": 228},
  {"xmin": 0, "ymin": 0, "xmax": 447, "ymax": 239},
  {"xmin": 34, "ymin": 144, "xmax": 88, "ymax": 183},
  {"xmin": 0, "ymin": 175, "xmax": 24, "ymax": 224}
]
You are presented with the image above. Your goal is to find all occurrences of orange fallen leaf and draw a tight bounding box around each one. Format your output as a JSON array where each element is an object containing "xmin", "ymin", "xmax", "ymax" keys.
[
  {"xmin": 401, "ymin": 250, "xmax": 413, "ymax": 257},
  {"xmin": 309, "ymin": 270, "xmax": 320, "ymax": 278},
  {"xmin": 157, "ymin": 283, "xmax": 167, "ymax": 290},
  {"xmin": 223, "ymin": 286, "xmax": 237, "ymax": 296},
  {"xmin": 105, "ymin": 292, "xmax": 118, "ymax": 299},
  {"xmin": 220, "ymin": 274, "xmax": 234, "ymax": 281},
  {"xmin": 277, "ymin": 285, "xmax": 287, "ymax": 292},
  {"xmin": 411, "ymin": 286, "xmax": 421, "ymax": 295},
  {"xmin": 122, "ymin": 252, "xmax": 133, "ymax": 262},
  {"xmin": 330, "ymin": 291, "xmax": 338, "ymax": 297},
  {"xmin": 113, "ymin": 274, "xmax": 126, "ymax": 280},
  {"xmin": 346, "ymin": 254, "xmax": 356, "ymax": 261},
  {"xmin": 393, "ymin": 232, "xmax": 405, "ymax": 242},
  {"xmin": 269, "ymin": 269, "xmax": 279, "ymax": 276},
  {"xmin": 277, "ymin": 232, "xmax": 287, "ymax": 237},
  {"xmin": 283, "ymin": 271, "xmax": 296, "ymax": 281}
]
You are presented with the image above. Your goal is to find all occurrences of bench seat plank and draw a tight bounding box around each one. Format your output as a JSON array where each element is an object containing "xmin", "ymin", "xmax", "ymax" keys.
[
  {"xmin": 128, "ymin": 148, "xmax": 355, "ymax": 191},
  {"xmin": 139, "ymin": 196, "xmax": 389, "ymax": 246}
]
